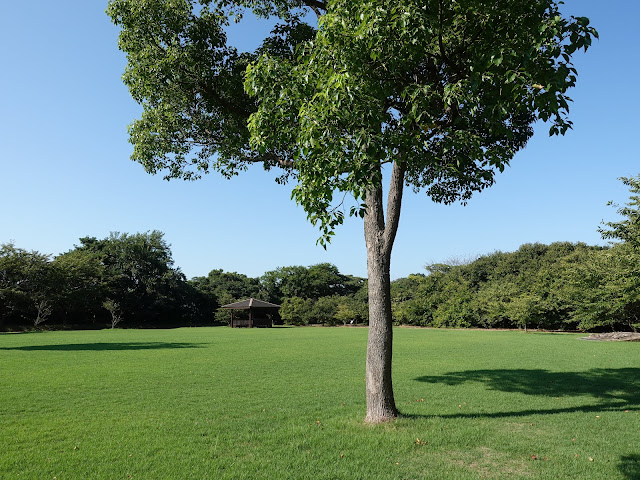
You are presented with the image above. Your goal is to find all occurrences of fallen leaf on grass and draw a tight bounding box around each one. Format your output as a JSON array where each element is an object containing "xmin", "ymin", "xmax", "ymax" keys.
[{"xmin": 530, "ymin": 455, "xmax": 549, "ymax": 461}]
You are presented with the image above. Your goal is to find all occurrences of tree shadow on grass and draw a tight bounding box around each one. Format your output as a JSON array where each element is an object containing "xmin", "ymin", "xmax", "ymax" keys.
[
  {"xmin": 619, "ymin": 454, "xmax": 640, "ymax": 480},
  {"xmin": 412, "ymin": 368, "xmax": 640, "ymax": 418},
  {"xmin": 0, "ymin": 342, "xmax": 205, "ymax": 351}
]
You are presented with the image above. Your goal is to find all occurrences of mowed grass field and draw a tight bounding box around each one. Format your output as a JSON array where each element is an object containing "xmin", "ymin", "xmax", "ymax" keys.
[{"xmin": 1, "ymin": 327, "xmax": 638, "ymax": 479}]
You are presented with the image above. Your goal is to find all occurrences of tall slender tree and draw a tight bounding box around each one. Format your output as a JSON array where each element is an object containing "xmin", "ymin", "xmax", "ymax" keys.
[
  {"xmin": 599, "ymin": 175, "xmax": 640, "ymax": 251},
  {"xmin": 108, "ymin": 0, "xmax": 596, "ymax": 422}
]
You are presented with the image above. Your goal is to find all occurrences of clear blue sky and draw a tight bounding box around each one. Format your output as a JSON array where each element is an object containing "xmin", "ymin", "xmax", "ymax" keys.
[{"xmin": 1, "ymin": 1, "xmax": 638, "ymax": 280}]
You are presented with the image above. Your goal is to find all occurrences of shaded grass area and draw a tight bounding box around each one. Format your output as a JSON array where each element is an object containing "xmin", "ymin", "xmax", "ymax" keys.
[
  {"xmin": 414, "ymin": 367, "xmax": 639, "ymax": 418},
  {"xmin": 0, "ymin": 342, "xmax": 203, "ymax": 351},
  {"xmin": 1, "ymin": 327, "xmax": 638, "ymax": 479}
]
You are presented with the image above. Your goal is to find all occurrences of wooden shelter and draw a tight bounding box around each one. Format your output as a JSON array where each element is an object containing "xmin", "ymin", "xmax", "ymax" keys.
[{"xmin": 221, "ymin": 298, "xmax": 280, "ymax": 328}]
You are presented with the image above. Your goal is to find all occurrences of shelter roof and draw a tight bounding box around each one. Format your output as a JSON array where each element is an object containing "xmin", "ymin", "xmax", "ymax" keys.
[{"xmin": 221, "ymin": 298, "xmax": 281, "ymax": 309}]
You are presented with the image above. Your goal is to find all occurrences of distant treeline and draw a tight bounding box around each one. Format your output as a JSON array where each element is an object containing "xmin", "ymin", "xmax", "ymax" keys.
[
  {"xmin": 393, "ymin": 242, "xmax": 638, "ymax": 331},
  {"xmin": 0, "ymin": 231, "xmax": 368, "ymax": 330},
  {"xmin": 0, "ymin": 238, "xmax": 637, "ymax": 332},
  {"xmin": 1, "ymin": 232, "xmax": 204, "ymax": 330},
  {"xmin": 2, "ymin": 175, "xmax": 639, "ymax": 332}
]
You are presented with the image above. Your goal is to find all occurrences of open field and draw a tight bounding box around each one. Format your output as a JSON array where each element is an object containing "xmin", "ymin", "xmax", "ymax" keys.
[{"xmin": 1, "ymin": 327, "xmax": 638, "ymax": 479}]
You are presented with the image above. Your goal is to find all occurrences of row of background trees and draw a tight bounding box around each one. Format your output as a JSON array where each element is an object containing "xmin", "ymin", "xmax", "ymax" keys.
[
  {"xmin": 0, "ymin": 232, "xmax": 203, "ymax": 329},
  {"xmin": 0, "ymin": 231, "xmax": 368, "ymax": 330},
  {"xmin": 2, "ymin": 176, "xmax": 639, "ymax": 332}
]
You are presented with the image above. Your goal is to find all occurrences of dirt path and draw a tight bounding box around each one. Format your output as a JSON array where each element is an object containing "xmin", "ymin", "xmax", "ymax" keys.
[{"xmin": 581, "ymin": 332, "xmax": 640, "ymax": 342}]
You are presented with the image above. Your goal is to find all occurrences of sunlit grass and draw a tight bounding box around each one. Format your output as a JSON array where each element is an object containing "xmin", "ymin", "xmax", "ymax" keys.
[{"xmin": 1, "ymin": 327, "xmax": 638, "ymax": 479}]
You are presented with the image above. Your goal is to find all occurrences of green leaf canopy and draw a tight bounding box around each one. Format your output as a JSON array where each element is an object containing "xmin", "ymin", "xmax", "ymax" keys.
[{"xmin": 108, "ymin": 0, "xmax": 597, "ymax": 242}]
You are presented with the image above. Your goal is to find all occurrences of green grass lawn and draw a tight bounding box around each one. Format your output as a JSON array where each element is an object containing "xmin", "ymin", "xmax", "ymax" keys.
[{"xmin": 1, "ymin": 327, "xmax": 638, "ymax": 479}]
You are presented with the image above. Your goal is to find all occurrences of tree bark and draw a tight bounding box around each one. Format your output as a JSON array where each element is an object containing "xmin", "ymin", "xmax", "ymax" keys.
[{"xmin": 363, "ymin": 160, "xmax": 405, "ymax": 423}]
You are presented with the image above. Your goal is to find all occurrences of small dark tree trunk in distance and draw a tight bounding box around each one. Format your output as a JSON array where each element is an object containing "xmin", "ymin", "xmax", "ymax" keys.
[
  {"xmin": 33, "ymin": 299, "xmax": 52, "ymax": 327},
  {"xmin": 103, "ymin": 299, "xmax": 123, "ymax": 329}
]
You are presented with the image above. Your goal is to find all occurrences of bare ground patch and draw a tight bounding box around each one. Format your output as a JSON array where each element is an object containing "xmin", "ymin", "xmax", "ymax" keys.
[
  {"xmin": 580, "ymin": 332, "xmax": 640, "ymax": 342},
  {"xmin": 448, "ymin": 446, "xmax": 531, "ymax": 478}
]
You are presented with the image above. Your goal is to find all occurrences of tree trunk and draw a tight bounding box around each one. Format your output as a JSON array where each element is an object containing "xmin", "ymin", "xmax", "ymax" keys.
[
  {"xmin": 364, "ymin": 221, "xmax": 397, "ymax": 423},
  {"xmin": 363, "ymin": 160, "xmax": 405, "ymax": 423}
]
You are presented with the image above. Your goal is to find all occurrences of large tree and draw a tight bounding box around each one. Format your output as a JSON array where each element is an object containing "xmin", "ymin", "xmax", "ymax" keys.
[
  {"xmin": 260, "ymin": 262, "xmax": 357, "ymax": 303},
  {"xmin": 68, "ymin": 231, "xmax": 190, "ymax": 326},
  {"xmin": 599, "ymin": 175, "xmax": 640, "ymax": 251},
  {"xmin": 0, "ymin": 243, "xmax": 55, "ymax": 327},
  {"xmin": 588, "ymin": 174, "xmax": 640, "ymax": 331},
  {"xmin": 108, "ymin": 0, "xmax": 596, "ymax": 422}
]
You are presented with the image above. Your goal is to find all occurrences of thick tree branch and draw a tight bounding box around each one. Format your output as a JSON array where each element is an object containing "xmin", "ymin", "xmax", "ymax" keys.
[
  {"xmin": 436, "ymin": 0, "xmax": 466, "ymax": 80},
  {"xmin": 383, "ymin": 160, "xmax": 406, "ymax": 257},
  {"xmin": 452, "ymin": 23, "xmax": 486, "ymax": 58},
  {"xmin": 242, "ymin": 152, "xmax": 296, "ymax": 169},
  {"xmin": 301, "ymin": 0, "xmax": 326, "ymax": 17},
  {"xmin": 145, "ymin": 33, "xmax": 251, "ymax": 118},
  {"xmin": 364, "ymin": 164, "xmax": 386, "ymax": 241},
  {"xmin": 438, "ymin": 0, "xmax": 446, "ymax": 61},
  {"xmin": 196, "ymin": 78, "xmax": 252, "ymax": 117}
]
